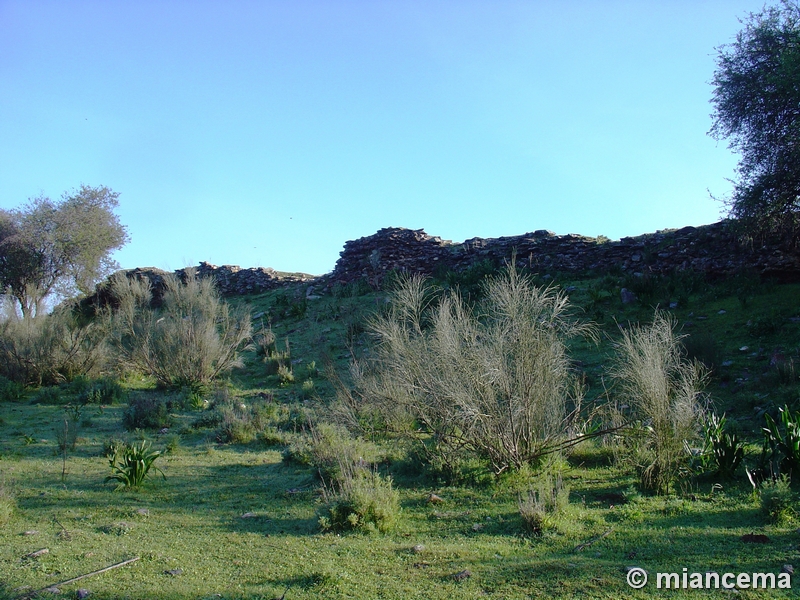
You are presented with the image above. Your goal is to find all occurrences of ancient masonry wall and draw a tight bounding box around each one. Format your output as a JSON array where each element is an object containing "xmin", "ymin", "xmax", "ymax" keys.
[{"xmin": 105, "ymin": 221, "xmax": 800, "ymax": 299}]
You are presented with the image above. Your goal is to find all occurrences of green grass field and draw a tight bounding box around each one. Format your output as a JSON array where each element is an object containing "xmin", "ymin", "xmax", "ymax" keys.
[{"xmin": 1, "ymin": 270, "xmax": 799, "ymax": 599}]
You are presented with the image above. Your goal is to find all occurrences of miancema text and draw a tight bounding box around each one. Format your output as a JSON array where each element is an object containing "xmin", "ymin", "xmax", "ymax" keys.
[{"xmin": 657, "ymin": 570, "xmax": 791, "ymax": 589}]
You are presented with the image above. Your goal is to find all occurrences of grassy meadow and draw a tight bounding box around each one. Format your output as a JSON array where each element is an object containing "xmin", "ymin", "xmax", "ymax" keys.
[{"xmin": 1, "ymin": 266, "xmax": 799, "ymax": 599}]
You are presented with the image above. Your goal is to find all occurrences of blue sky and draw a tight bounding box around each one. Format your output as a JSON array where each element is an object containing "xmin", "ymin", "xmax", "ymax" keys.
[{"xmin": 0, "ymin": 1, "xmax": 766, "ymax": 275}]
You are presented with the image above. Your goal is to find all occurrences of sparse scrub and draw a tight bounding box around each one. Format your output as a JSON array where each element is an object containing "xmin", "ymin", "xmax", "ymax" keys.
[
  {"xmin": 760, "ymin": 475, "xmax": 797, "ymax": 525},
  {"xmin": 0, "ymin": 303, "xmax": 108, "ymax": 386},
  {"xmin": 518, "ymin": 472, "xmax": 570, "ymax": 535},
  {"xmin": 277, "ymin": 363, "xmax": 294, "ymax": 385},
  {"xmin": 106, "ymin": 270, "xmax": 252, "ymax": 389},
  {"xmin": 0, "ymin": 479, "xmax": 14, "ymax": 527},
  {"xmin": 254, "ymin": 326, "xmax": 277, "ymax": 359},
  {"xmin": 80, "ymin": 376, "xmax": 127, "ymax": 405},
  {"xmin": 319, "ymin": 465, "xmax": 400, "ymax": 533},
  {"xmin": 682, "ymin": 331, "xmax": 722, "ymax": 373},
  {"xmin": 263, "ymin": 336, "xmax": 292, "ymax": 376},
  {"xmin": 123, "ymin": 392, "xmax": 173, "ymax": 430},
  {"xmin": 55, "ymin": 404, "xmax": 82, "ymax": 452},
  {"xmin": 103, "ymin": 437, "xmax": 127, "ymax": 458},
  {"xmin": 612, "ymin": 311, "xmax": 706, "ymax": 494},
  {"xmin": 299, "ymin": 379, "xmax": 315, "ymax": 399},
  {"xmin": 349, "ymin": 264, "xmax": 594, "ymax": 474},
  {"xmin": 285, "ymin": 422, "xmax": 382, "ymax": 481}
]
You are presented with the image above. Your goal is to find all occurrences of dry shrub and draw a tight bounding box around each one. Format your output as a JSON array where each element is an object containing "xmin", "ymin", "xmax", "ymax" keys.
[
  {"xmin": 285, "ymin": 422, "xmax": 382, "ymax": 481},
  {"xmin": 345, "ymin": 264, "xmax": 593, "ymax": 474},
  {"xmin": 107, "ymin": 270, "xmax": 252, "ymax": 389},
  {"xmin": 612, "ymin": 311, "xmax": 706, "ymax": 494},
  {"xmin": 0, "ymin": 300, "xmax": 107, "ymax": 386}
]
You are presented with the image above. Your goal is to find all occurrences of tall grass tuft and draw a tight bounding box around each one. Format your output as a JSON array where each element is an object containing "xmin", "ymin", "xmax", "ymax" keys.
[
  {"xmin": 107, "ymin": 270, "xmax": 252, "ymax": 389},
  {"xmin": 518, "ymin": 473, "xmax": 570, "ymax": 535},
  {"xmin": 612, "ymin": 311, "xmax": 706, "ymax": 494},
  {"xmin": 0, "ymin": 477, "xmax": 14, "ymax": 527}
]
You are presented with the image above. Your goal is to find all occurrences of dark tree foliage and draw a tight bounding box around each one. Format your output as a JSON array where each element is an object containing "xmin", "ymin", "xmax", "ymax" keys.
[
  {"xmin": 710, "ymin": 1, "xmax": 800, "ymax": 242},
  {"xmin": 0, "ymin": 185, "xmax": 129, "ymax": 317}
]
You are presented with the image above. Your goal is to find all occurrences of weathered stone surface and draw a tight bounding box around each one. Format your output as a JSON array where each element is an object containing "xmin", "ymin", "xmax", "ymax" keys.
[
  {"xmin": 323, "ymin": 221, "xmax": 800, "ymax": 286},
  {"xmin": 94, "ymin": 221, "xmax": 800, "ymax": 305}
]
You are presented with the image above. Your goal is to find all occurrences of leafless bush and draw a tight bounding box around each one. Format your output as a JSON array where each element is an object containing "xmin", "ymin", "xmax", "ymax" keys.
[
  {"xmin": 348, "ymin": 264, "xmax": 594, "ymax": 474},
  {"xmin": 612, "ymin": 311, "xmax": 706, "ymax": 493},
  {"xmin": 106, "ymin": 270, "xmax": 252, "ymax": 388}
]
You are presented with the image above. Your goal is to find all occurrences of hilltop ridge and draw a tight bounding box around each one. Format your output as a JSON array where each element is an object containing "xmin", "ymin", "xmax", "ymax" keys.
[{"xmin": 103, "ymin": 220, "xmax": 800, "ymax": 299}]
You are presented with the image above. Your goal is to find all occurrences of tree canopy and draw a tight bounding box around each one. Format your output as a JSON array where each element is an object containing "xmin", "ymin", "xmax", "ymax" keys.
[
  {"xmin": 710, "ymin": 1, "xmax": 800, "ymax": 241},
  {"xmin": 0, "ymin": 185, "xmax": 129, "ymax": 317}
]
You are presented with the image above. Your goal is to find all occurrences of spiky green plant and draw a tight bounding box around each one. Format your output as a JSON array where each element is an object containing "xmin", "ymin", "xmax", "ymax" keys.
[
  {"xmin": 763, "ymin": 405, "xmax": 800, "ymax": 480},
  {"xmin": 105, "ymin": 440, "xmax": 165, "ymax": 490}
]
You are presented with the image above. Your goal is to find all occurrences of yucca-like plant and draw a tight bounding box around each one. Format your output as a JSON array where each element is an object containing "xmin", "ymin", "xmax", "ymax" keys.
[
  {"xmin": 763, "ymin": 405, "xmax": 800, "ymax": 479},
  {"xmin": 105, "ymin": 440, "xmax": 165, "ymax": 490},
  {"xmin": 700, "ymin": 412, "xmax": 744, "ymax": 478}
]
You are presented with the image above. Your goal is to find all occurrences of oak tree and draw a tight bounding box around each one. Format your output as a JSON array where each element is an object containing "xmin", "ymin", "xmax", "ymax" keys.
[
  {"xmin": 710, "ymin": 1, "xmax": 800, "ymax": 241},
  {"xmin": 0, "ymin": 185, "xmax": 129, "ymax": 317}
]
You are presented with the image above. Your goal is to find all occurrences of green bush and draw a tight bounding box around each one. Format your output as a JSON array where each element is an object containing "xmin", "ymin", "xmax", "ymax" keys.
[
  {"xmin": 206, "ymin": 388, "xmax": 283, "ymax": 444},
  {"xmin": 319, "ymin": 468, "xmax": 401, "ymax": 533},
  {"xmin": 216, "ymin": 405, "xmax": 258, "ymax": 444},
  {"xmin": 33, "ymin": 386, "xmax": 63, "ymax": 405},
  {"xmin": 81, "ymin": 377, "xmax": 127, "ymax": 405},
  {"xmin": 105, "ymin": 440, "xmax": 165, "ymax": 490},
  {"xmin": 284, "ymin": 423, "xmax": 382, "ymax": 481},
  {"xmin": 760, "ymin": 475, "xmax": 797, "ymax": 525},
  {"xmin": 0, "ymin": 376, "xmax": 25, "ymax": 402},
  {"xmin": 106, "ymin": 270, "xmax": 252, "ymax": 389},
  {"xmin": 123, "ymin": 393, "xmax": 173, "ymax": 431}
]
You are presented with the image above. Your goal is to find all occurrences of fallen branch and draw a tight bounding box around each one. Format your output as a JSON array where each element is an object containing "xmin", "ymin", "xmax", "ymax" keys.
[
  {"xmin": 16, "ymin": 556, "xmax": 140, "ymax": 599},
  {"xmin": 573, "ymin": 529, "xmax": 613, "ymax": 553}
]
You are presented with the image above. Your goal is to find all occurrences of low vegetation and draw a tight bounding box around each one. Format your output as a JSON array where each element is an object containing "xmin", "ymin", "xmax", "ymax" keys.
[{"xmin": 1, "ymin": 262, "xmax": 799, "ymax": 598}]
